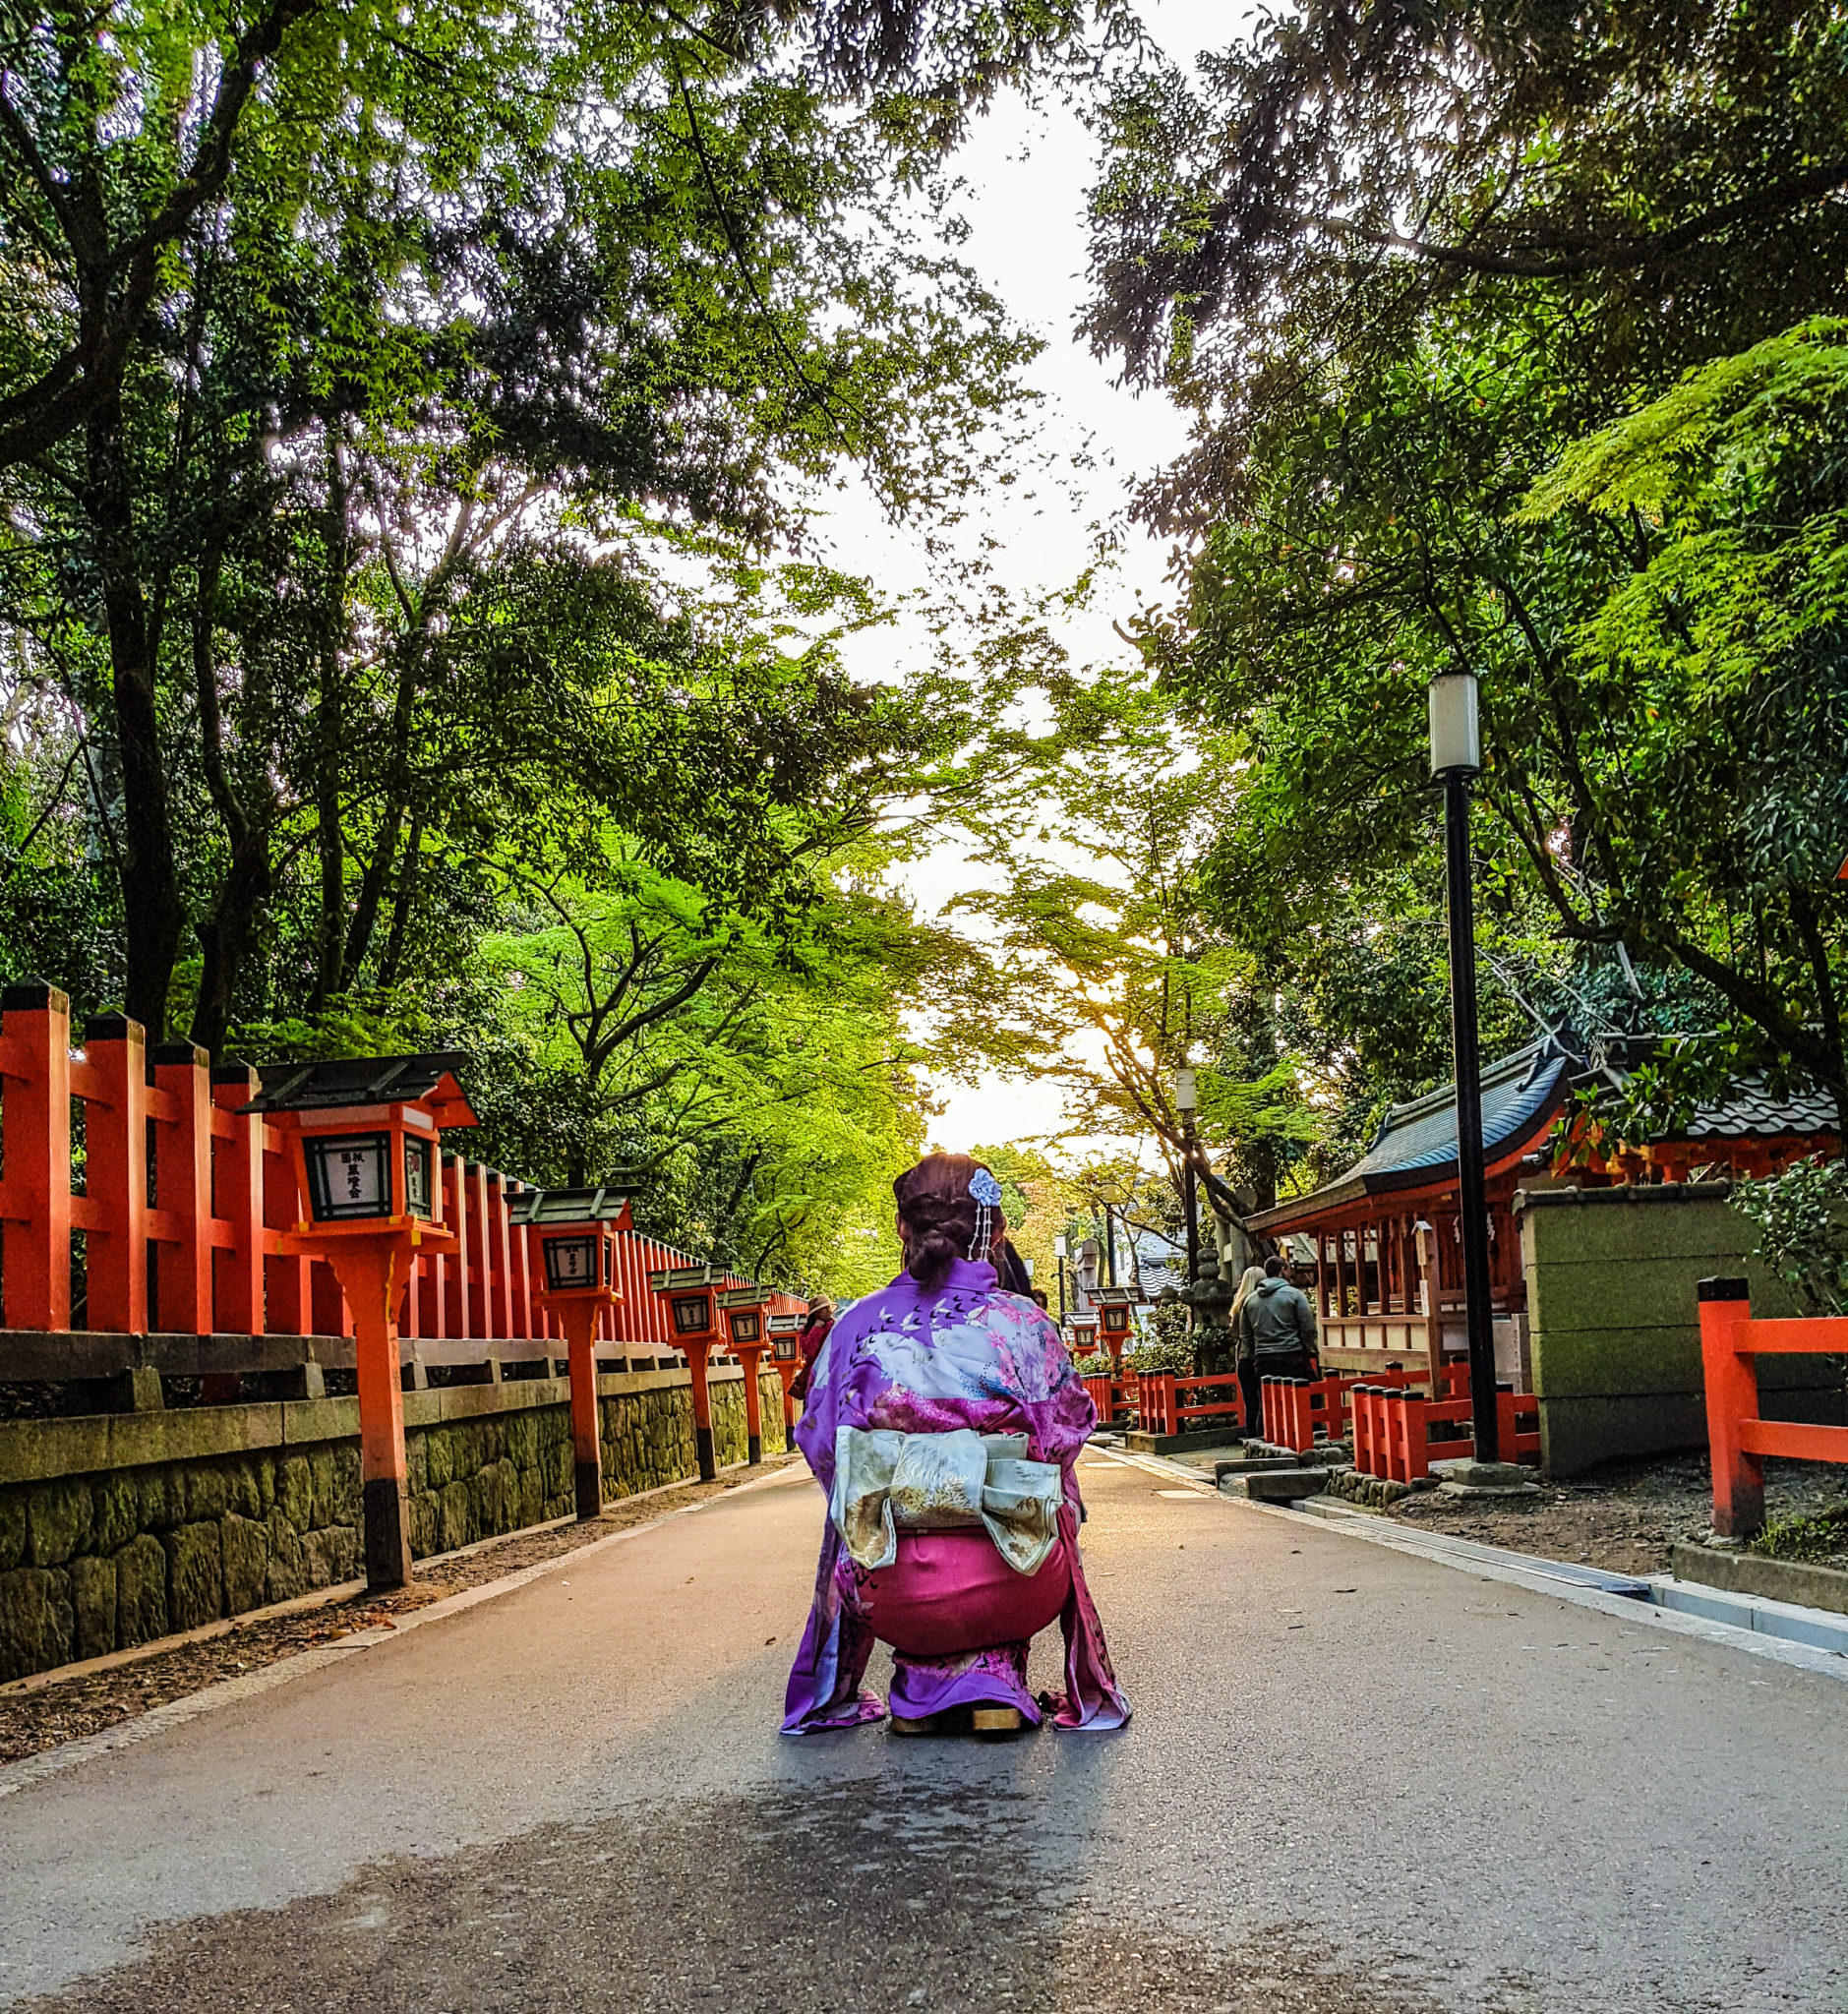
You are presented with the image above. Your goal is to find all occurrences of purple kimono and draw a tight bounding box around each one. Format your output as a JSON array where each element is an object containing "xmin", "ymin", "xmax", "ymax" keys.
[{"xmin": 781, "ymin": 1258, "xmax": 1130, "ymax": 1735}]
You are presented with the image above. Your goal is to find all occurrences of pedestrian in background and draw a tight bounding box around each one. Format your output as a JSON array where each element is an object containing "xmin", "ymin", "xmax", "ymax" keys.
[
  {"xmin": 1236, "ymin": 1255, "xmax": 1320, "ymax": 1440},
  {"xmin": 789, "ymin": 1296, "xmax": 835, "ymax": 1408}
]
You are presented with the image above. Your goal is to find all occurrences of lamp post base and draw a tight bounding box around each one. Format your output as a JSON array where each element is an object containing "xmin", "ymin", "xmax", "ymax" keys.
[
  {"xmin": 575, "ymin": 1457, "xmax": 604, "ymax": 1522},
  {"xmin": 694, "ymin": 1422, "xmax": 716, "ymax": 1482},
  {"xmin": 363, "ymin": 1475, "xmax": 414, "ymax": 1592}
]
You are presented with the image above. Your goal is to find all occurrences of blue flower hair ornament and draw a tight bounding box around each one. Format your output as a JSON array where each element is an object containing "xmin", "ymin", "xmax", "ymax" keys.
[{"xmin": 969, "ymin": 1169, "xmax": 1004, "ymax": 1207}]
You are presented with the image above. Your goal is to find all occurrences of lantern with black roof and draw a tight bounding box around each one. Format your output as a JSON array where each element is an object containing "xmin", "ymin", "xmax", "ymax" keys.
[
  {"xmin": 513, "ymin": 1183, "xmax": 638, "ymax": 1521},
  {"xmin": 716, "ymin": 1285, "xmax": 772, "ymax": 1464},
  {"xmin": 647, "ymin": 1264, "xmax": 725, "ymax": 1480},
  {"xmin": 768, "ymin": 1311, "xmax": 805, "ymax": 1445},
  {"xmin": 1092, "ymin": 1283, "xmax": 1142, "ymax": 1375},
  {"xmin": 240, "ymin": 1054, "xmax": 474, "ymax": 1590}
]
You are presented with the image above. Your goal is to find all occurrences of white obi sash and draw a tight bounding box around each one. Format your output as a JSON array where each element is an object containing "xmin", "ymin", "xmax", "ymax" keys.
[{"xmin": 830, "ymin": 1426, "xmax": 1064, "ymax": 1577}]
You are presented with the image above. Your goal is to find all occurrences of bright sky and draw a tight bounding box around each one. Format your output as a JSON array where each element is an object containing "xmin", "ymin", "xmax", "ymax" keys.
[{"xmin": 816, "ymin": 2, "xmax": 1231, "ymax": 1163}]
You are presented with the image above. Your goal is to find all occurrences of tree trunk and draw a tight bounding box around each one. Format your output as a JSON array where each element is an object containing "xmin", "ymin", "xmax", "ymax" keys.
[
  {"xmin": 190, "ymin": 830, "xmax": 273, "ymax": 1057},
  {"xmin": 376, "ymin": 811, "xmax": 424, "ymax": 988},
  {"xmin": 308, "ymin": 438, "xmax": 349, "ymax": 1014},
  {"xmin": 86, "ymin": 398, "xmax": 183, "ymax": 1038}
]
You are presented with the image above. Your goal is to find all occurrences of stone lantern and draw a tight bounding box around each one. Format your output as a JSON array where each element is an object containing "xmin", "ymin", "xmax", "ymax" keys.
[
  {"xmin": 716, "ymin": 1286, "xmax": 772, "ymax": 1464},
  {"xmin": 1178, "ymin": 1253, "xmax": 1239, "ymax": 1375},
  {"xmin": 647, "ymin": 1264, "xmax": 726, "ymax": 1481},
  {"xmin": 515, "ymin": 1183, "xmax": 637, "ymax": 1520},
  {"xmin": 241, "ymin": 1053, "xmax": 474, "ymax": 1590}
]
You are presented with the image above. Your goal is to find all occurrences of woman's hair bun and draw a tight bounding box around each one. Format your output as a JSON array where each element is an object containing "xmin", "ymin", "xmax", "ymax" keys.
[{"xmin": 893, "ymin": 1153, "xmax": 997, "ymax": 1291}]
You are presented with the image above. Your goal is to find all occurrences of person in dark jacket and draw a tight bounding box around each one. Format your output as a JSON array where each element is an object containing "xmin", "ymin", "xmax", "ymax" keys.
[{"xmin": 1236, "ymin": 1255, "xmax": 1321, "ymax": 1441}]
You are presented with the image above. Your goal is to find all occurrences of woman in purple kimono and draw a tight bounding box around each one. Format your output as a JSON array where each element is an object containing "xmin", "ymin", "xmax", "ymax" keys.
[{"xmin": 782, "ymin": 1153, "xmax": 1130, "ymax": 1737}]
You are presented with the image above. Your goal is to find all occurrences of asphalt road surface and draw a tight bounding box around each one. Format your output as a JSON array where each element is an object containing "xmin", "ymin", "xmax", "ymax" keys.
[{"xmin": 1, "ymin": 1451, "xmax": 1843, "ymax": 2013}]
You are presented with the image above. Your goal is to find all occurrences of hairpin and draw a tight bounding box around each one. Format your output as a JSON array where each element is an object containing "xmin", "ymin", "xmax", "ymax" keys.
[{"xmin": 968, "ymin": 1167, "xmax": 1003, "ymax": 1260}]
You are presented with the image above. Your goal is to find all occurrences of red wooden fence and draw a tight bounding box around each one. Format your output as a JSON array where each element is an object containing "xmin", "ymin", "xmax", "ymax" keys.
[
  {"xmin": 0, "ymin": 984, "xmax": 805, "ymax": 1355},
  {"xmin": 1699, "ymin": 1275, "xmax": 1848, "ymax": 1536}
]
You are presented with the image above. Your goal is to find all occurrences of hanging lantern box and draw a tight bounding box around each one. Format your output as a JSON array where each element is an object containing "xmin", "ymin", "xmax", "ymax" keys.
[
  {"xmin": 242, "ymin": 1053, "xmax": 475, "ymax": 1239},
  {"xmin": 716, "ymin": 1284, "xmax": 769, "ymax": 1348},
  {"xmin": 511, "ymin": 1184, "xmax": 637, "ymax": 1298},
  {"xmin": 648, "ymin": 1263, "xmax": 724, "ymax": 1358},
  {"xmin": 768, "ymin": 1312, "xmax": 805, "ymax": 1363}
]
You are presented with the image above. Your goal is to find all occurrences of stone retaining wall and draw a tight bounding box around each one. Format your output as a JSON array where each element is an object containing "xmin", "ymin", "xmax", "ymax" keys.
[
  {"xmin": 0, "ymin": 1365, "xmax": 787, "ymax": 1682},
  {"xmin": 1516, "ymin": 1183, "xmax": 1845, "ymax": 1475}
]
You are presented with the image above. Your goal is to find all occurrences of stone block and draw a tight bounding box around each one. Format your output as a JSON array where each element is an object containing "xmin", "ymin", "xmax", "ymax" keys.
[
  {"xmin": 330, "ymin": 1446, "xmax": 362, "ymax": 1528},
  {"xmin": 408, "ymin": 1491, "xmax": 440, "ymax": 1560},
  {"xmin": 265, "ymin": 1510, "xmax": 307, "ymax": 1605},
  {"xmin": 1226, "ymin": 1468, "xmax": 1332, "ymax": 1503},
  {"xmin": 504, "ymin": 1410, "xmax": 538, "ymax": 1470},
  {"xmin": 70, "ymin": 1552, "xmax": 116, "ymax": 1660},
  {"xmin": 449, "ymin": 1427, "xmax": 480, "ymax": 1483},
  {"xmin": 279, "ymin": 1395, "xmax": 360, "ymax": 1446},
  {"xmin": 0, "ymin": 1567, "xmax": 73, "ymax": 1681},
  {"xmin": 139, "ymin": 1465, "xmax": 186, "ymax": 1532},
  {"xmin": 0, "ymin": 1414, "xmax": 111, "ymax": 1489},
  {"xmin": 307, "ymin": 1448, "xmax": 335, "ymax": 1529},
  {"xmin": 424, "ymin": 1425, "xmax": 454, "ymax": 1493},
  {"xmin": 303, "ymin": 1524, "xmax": 357, "ymax": 1588},
  {"xmin": 405, "ymin": 1432, "xmax": 429, "ymax": 1497},
  {"xmin": 275, "ymin": 1453, "xmax": 313, "ymax": 1532},
  {"xmin": 221, "ymin": 1512, "xmax": 268, "ymax": 1616},
  {"xmin": 519, "ymin": 1462, "xmax": 544, "ymax": 1528},
  {"xmin": 1539, "ymin": 1392, "xmax": 1708, "ymax": 1478},
  {"xmin": 439, "ymin": 1479, "xmax": 473, "ymax": 1554},
  {"xmin": 163, "ymin": 1520, "xmax": 224, "ymax": 1632},
  {"xmin": 114, "ymin": 1534, "xmax": 169, "ymax": 1648},
  {"xmin": 91, "ymin": 1471, "xmax": 139, "ymax": 1555},
  {"xmin": 0, "ymin": 1488, "xmax": 25, "ymax": 1573},
  {"xmin": 470, "ymin": 1461, "xmax": 505, "ymax": 1537},
  {"xmin": 183, "ymin": 1461, "xmax": 229, "ymax": 1524},
  {"xmin": 28, "ymin": 1475, "xmax": 92, "ymax": 1567},
  {"xmin": 225, "ymin": 1457, "xmax": 266, "ymax": 1521}
]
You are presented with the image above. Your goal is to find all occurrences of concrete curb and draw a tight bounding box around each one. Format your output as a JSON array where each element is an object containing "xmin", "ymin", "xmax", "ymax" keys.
[
  {"xmin": 1669, "ymin": 1541, "xmax": 1848, "ymax": 1618},
  {"xmin": 1086, "ymin": 1445, "xmax": 1848, "ymax": 1685},
  {"xmin": 0, "ymin": 1459, "xmax": 812, "ymax": 1802}
]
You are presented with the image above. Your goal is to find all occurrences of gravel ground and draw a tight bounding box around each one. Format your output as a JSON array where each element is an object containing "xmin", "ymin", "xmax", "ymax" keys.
[
  {"xmin": 0, "ymin": 1455, "xmax": 803, "ymax": 1767},
  {"xmin": 1384, "ymin": 1449, "xmax": 1848, "ymax": 1573}
]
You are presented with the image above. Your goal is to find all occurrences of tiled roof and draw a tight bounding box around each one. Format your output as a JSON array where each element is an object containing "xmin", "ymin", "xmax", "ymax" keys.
[
  {"xmin": 1573, "ymin": 1039, "xmax": 1839, "ymax": 1145},
  {"xmin": 1248, "ymin": 1041, "xmax": 1572, "ymax": 1231},
  {"xmin": 1679, "ymin": 1084, "xmax": 1838, "ymax": 1140}
]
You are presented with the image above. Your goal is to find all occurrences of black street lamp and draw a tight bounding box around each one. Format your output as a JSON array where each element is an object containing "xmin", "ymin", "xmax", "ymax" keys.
[
  {"xmin": 1429, "ymin": 670, "xmax": 1500, "ymax": 1460},
  {"xmin": 1175, "ymin": 1065, "xmax": 1200, "ymax": 1290}
]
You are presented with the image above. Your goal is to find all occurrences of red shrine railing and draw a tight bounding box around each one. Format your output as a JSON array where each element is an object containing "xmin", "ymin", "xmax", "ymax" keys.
[{"xmin": 0, "ymin": 983, "xmax": 804, "ymax": 1355}]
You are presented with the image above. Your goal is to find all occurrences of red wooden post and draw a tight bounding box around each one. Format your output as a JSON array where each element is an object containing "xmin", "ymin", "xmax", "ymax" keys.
[
  {"xmin": 443, "ymin": 1153, "xmax": 472, "ymax": 1339},
  {"xmin": 0, "ymin": 982, "xmax": 72, "ymax": 1330},
  {"xmin": 505, "ymin": 1179, "xmax": 534, "ymax": 1339},
  {"xmin": 736, "ymin": 1343, "xmax": 767, "ymax": 1461},
  {"xmin": 1699, "ymin": 1277, "xmax": 1763, "ymax": 1538},
  {"xmin": 265, "ymin": 1122, "xmax": 317, "ymax": 1335},
  {"xmin": 80, "ymin": 1015, "xmax": 149, "ymax": 1333},
  {"xmin": 210, "ymin": 1065, "xmax": 265, "ymax": 1336},
  {"xmin": 151, "ymin": 1042, "xmax": 213, "ymax": 1334}
]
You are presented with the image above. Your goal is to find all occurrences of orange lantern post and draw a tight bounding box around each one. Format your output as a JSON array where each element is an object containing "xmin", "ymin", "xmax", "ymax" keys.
[
  {"xmin": 241, "ymin": 1055, "xmax": 474, "ymax": 1591},
  {"xmin": 768, "ymin": 1311, "xmax": 805, "ymax": 1450},
  {"xmin": 649, "ymin": 1264, "xmax": 724, "ymax": 1481},
  {"xmin": 717, "ymin": 1286, "xmax": 771, "ymax": 1464},
  {"xmin": 1093, "ymin": 1287, "xmax": 1142, "ymax": 1378},
  {"xmin": 515, "ymin": 1184, "xmax": 636, "ymax": 1521}
]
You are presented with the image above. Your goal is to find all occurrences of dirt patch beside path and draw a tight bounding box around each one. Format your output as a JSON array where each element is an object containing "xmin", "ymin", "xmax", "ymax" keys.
[
  {"xmin": 0, "ymin": 1455, "xmax": 805, "ymax": 1767},
  {"xmin": 1384, "ymin": 1450, "xmax": 1848, "ymax": 1574}
]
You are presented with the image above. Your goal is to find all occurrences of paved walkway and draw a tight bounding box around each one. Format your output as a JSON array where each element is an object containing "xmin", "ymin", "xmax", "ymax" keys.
[{"xmin": 1, "ymin": 1452, "xmax": 1843, "ymax": 2012}]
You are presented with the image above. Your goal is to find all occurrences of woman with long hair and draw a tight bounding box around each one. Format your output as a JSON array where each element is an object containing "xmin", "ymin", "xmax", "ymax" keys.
[{"xmin": 782, "ymin": 1153, "xmax": 1129, "ymax": 1737}]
